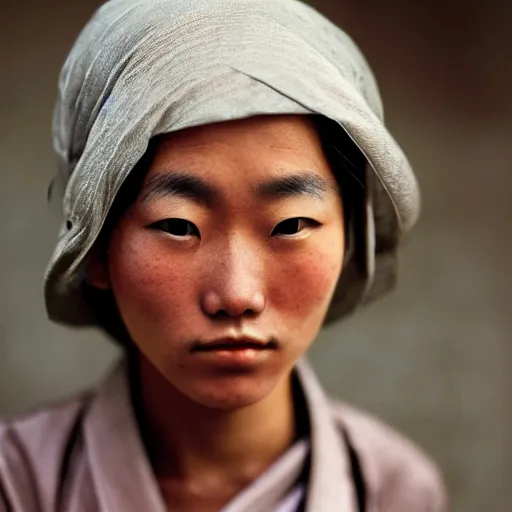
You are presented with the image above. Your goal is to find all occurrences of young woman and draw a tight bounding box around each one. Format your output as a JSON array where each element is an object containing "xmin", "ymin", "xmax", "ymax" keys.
[{"xmin": 0, "ymin": 0, "xmax": 448, "ymax": 511}]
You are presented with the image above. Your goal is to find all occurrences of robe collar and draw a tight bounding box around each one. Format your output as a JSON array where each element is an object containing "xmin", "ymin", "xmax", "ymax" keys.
[{"xmin": 84, "ymin": 357, "xmax": 356, "ymax": 511}]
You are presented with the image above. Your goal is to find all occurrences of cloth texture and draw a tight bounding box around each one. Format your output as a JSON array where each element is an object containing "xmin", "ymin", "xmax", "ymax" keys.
[
  {"xmin": 0, "ymin": 359, "xmax": 446, "ymax": 512},
  {"xmin": 45, "ymin": 0, "xmax": 421, "ymax": 328}
]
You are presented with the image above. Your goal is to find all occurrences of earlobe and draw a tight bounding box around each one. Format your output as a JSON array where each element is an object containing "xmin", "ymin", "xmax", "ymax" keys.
[{"xmin": 84, "ymin": 247, "xmax": 111, "ymax": 290}]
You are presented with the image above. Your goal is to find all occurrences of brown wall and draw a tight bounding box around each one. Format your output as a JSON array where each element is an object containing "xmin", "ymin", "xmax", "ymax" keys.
[{"xmin": 1, "ymin": 1, "xmax": 510, "ymax": 510}]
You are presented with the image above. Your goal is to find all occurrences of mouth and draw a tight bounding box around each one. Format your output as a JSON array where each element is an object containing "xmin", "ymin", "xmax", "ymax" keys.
[{"xmin": 191, "ymin": 337, "xmax": 278, "ymax": 353}]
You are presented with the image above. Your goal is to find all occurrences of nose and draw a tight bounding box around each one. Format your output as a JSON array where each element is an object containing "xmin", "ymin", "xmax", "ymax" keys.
[{"xmin": 200, "ymin": 239, "xmax": 266, "ymax": 319}]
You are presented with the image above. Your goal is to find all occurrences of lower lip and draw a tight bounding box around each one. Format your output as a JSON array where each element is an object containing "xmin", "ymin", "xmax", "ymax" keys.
[{"xmin": 192, "ymin": 347, "xmax": 273, "ymax": 366}]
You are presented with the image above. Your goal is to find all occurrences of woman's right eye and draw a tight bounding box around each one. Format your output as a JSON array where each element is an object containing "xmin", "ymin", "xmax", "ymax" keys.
[{"xmin": 149, "ymin": 218, "xmax": 200, "ymax": 238}]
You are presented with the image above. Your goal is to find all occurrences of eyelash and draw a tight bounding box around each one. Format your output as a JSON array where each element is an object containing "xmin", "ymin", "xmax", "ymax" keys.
[{"xmin": 149, "ymin": 218, "xmax": 319, "ymax": 238}]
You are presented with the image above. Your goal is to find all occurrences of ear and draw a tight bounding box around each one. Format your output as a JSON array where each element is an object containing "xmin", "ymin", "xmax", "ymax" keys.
[{"xmin": 84, "ymin": 244, "xmax": 111, "ymax": 290}]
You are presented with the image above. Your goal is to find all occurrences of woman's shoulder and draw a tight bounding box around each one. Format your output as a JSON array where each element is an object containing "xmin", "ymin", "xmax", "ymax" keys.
[
  {"xmin": 0, "ymin": 392, "xmax": 92, "ymax": 509},
  {"xmin": 0, "ymin": 391, "xmax": 91, "ymax": 451},
  {"xmin": 328, "ymin": 398, "xmax": 449, "ymax": 511}
]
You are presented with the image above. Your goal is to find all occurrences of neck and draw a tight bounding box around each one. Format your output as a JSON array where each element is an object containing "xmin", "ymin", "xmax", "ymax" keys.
[{"xmin": 131, "ymin": 354, "xmax": 298, "ymax": 489}]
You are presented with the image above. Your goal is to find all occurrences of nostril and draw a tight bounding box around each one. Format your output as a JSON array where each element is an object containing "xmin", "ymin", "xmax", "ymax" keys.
[
  {"xmin": 216, "ymin": 307, "xmax": 258, "ymax": 319},
  {"xmin": 66, "ymin": 220, "xmax": 73, "ymax": 230},
  {"xmin": 201, "ymin": 290, "xmax": 266, "ymax": 318}
]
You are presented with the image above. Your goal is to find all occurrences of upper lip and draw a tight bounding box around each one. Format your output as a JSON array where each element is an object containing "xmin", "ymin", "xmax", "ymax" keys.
[{"xmin": 191, "ymin": 336, "xmax": 276, "ymax": 351}]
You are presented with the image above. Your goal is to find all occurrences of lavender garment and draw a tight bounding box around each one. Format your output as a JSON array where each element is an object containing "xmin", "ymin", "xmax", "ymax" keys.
[{"xmin": 0, "ymin": 359, "xmax": 447, "ymax": 511}]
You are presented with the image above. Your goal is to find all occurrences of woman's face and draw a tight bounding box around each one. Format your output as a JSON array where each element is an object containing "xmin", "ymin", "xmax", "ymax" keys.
[{"xmin": 96, "ymin": 115, "xmax": 344, "ymax": 409}]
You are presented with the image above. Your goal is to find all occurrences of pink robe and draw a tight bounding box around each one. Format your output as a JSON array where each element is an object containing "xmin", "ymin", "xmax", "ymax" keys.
[{"xmin": 0, "ymin": 359, "xmax": 448, "ymax": 511}]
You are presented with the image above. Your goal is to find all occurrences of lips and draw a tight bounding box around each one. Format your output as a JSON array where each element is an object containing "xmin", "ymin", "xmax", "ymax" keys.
[{"xmin": 191, "ymin": 337, "xmax": 277, "ymax": 352}]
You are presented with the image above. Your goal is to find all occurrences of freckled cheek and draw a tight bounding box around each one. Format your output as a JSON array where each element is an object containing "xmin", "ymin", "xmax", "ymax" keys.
[
  {"xmin": 107, "ymin": 233, "xmax": 197, "ymax": 323},
  {"xmin": 269, "ymin": 248, "xmax": 342, "ymax": 318}
]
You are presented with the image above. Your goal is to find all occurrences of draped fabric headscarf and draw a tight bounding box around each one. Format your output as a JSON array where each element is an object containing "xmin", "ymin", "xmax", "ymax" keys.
[{"xmin": 45, "ymin": 0, "xmax": 420, "ymax": 333}]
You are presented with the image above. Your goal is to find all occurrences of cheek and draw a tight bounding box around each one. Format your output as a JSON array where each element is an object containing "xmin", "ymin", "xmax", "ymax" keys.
[
  {"xmin": 107, "ymin": 228, "xmax": 195, "ymax": 327},
  {"xmin": 269, "ymin": 240, "xmax": 343, "ymax": 320}
]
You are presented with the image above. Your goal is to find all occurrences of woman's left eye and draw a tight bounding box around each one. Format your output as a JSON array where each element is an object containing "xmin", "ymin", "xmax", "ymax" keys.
[{"xmin": 271, "ymin": 218, "xmax": 318, "ymax": 237}]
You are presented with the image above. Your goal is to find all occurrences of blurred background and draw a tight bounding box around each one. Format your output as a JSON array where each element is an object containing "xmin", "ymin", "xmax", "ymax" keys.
[{"xmin": 0, "ymin": 0, "xmax": 510, "ymax": 510}]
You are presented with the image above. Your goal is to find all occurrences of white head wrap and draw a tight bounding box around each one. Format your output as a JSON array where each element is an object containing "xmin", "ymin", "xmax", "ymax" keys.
[{"xmin": 45, "ymin": 0, "xmax": 420, "ymax": 330}]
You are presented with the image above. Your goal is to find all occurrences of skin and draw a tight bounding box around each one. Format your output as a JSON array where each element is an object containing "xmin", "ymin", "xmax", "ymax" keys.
[{"xmin": 87, "ymin": 114, "xmax": 345, "ymax": 511}]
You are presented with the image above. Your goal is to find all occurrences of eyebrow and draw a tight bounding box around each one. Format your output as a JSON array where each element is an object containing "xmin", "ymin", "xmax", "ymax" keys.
[
  {"xmin": 254, "ymin": 171, "xmax": 336, "ymax": 200},
  {"xmin": 142, "ymin": 171, "xmax": 216, "ymax": 206},
  {"xmin": 141, "ymin": 169, "xmax": 336, "ymax": 205}
]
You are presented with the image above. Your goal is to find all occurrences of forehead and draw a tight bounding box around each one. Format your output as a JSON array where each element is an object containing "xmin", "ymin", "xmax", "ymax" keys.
[
  {"xmin": 145, "ymin": 115, "xmax": 336, "ymax": 185},
  {"xmin": 156, "ymin": 114, "xmax": 321, "ymax": 149}
]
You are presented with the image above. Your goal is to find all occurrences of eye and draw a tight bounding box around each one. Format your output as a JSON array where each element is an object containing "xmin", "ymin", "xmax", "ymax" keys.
[
  {"xmin": 271, "ymin": 218, "xmax": 318, "ymax": 237},
  {"xmin": 149, "ymin": 218, "xmax": 200, "ymax": 238}
]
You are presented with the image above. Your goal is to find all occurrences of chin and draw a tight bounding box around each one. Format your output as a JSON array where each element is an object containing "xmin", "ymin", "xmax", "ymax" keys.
[{"xmin": 181, "ymin": 374, "xmax": 283, "ymax": 411}]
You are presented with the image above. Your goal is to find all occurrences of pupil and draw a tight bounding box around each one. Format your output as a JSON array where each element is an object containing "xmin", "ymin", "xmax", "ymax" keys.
[
  {"xmin": 171, "ymin": 219, "xmax": 189, "ymax": 236},
  {"xmin": 280, "ymin": 218, "xmax": 299, "ymax": 235}
]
